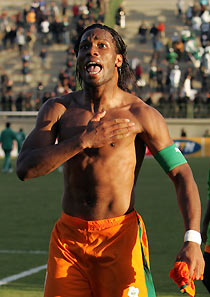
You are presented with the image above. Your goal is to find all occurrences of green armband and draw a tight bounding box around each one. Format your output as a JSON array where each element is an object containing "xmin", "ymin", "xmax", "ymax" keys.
[{"xmin": 154, "ymin": 144, "xmax": 187, "ymax": 173}]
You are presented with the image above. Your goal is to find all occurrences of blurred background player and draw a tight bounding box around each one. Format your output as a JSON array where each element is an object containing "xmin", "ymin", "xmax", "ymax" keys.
[{"xmin": 0, "ymin": 122, "xmax": 17, "ymax": 173}]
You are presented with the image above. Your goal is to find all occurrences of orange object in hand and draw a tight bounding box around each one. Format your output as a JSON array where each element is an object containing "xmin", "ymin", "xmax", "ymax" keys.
[{"xmin": 169, "ymin": 261, "xmax": 203, "ymax": 297}]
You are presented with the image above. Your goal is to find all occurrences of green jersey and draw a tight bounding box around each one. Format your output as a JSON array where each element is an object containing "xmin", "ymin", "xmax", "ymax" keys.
[
  {"xmin": 16, "ymin": 130, "xmax": 25, "ymax": 145},
  {"xmin": 0, "ymin": 128, "xmax": 17, "ymax": 150}
]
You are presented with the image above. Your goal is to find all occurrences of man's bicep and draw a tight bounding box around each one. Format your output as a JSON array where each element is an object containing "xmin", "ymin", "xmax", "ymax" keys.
[
  {"xmin": 140, "ymin": 107, "xmax": 173, "ymax": 155},
  {"xmin": 21, "ymin": 126, "xmax": 57, "ymax": 152},
  {"xmin": 20, "ymin": 101, "xmax": 59, "ymax": 151}
]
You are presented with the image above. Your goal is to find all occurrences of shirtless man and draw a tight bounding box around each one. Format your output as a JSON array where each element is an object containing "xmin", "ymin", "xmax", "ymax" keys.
[{"xmin": 16, "ymin": 24, "xmax": 204, "ymax": 297}]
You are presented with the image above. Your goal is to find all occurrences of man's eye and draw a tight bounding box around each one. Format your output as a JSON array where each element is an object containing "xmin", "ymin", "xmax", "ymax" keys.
[
  {"xmin": 80, "ymin": 44, "xmax": 89, "ymax": 50},
  {"xmin": 98, "ymin": 43, "xmax": 106, "ymax": 48}
]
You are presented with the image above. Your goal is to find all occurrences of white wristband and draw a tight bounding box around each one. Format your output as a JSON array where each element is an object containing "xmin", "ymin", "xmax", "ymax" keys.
[{"xmin": 184, "ymin": 230, "xmax": 202, "ymax": 245}]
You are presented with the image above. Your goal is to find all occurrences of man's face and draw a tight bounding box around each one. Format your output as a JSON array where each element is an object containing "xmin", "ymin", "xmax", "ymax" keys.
[{"xmin": 77, "ymin": 28, "xmax": 122, "ymax": 87}]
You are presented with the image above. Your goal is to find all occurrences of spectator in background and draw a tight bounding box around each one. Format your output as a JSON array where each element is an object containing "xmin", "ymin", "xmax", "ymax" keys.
[
  {"xmin": 185, "ymin": 2, "xmax": 193, "ymax": 25},
  {"xmin": 135, "ymin": 63, "xmax": 143, "ymax": 80},
  {"xmin": 72, "ymin": 2, "xmax": 79, "ymax": 18},
  {"xmin": 156, "ymin": 66, "xmax": 164, "ymax": 92},
  {"xmin": 26, "ymin": 25, "xmax": 36, "ymax": 54},
  {"xmin": 24, "ymin": 91, "xmax": 33, "ymax": 111},
  {"xmin": 22, "ymin": 61, "xmax": 31, "ymax": 84},
  {"xmin": 175, "ymin": 41, "xmax": 185, "ymax": 61},
  {"xmin": 192, "ymin": 13, "xmax": 202, "ymax": 32},
  {"xmin": 54, "ymin": 81, "xmax": 64, "ymax": 96},
  {"xmin": 203, "ymin": 129, "xmax": 210, "ymax": 137},
  {"xmin": 40, "ymin": 17, "xmax": 50, "ymax": 45},
  {"xmin": 21, "ymin": 50, "xmax": 30, "ymax": 65},
  {"xmin": 150, "ymin": 23, "xmax": 159, "ymax": 45},
  {"xmin": 200, "ymin": 18, "xmax": 210, "ymax": 48},
  {"xmin": 130, "ymin": 56, "xmax": 140, "ymax": 74},
  {"xmin": 149, "ymin": 64, "xmax": 157, "ymax": 88},
  {"xmin": 0, "ymin": 122, "xmax": 17, "ymax": 173},
  {"xmin": 0, "ymin": 70, "xmax": 9, "ymax": 95},
  {"xmin": 181, "ymin": 128, "xmax": 187, "ymax": 137},
  {"xmin": 61, "ymin": 0, "xmax": 68, "ymax": 16},
  {"xmin": 157, "ymin": 21, "xmax": 165, "ymax": 39},
  {"xmin": 170, "ymin": 64, "xmax": 181, "ymax": 94},
  {"xmin": 15, "ymin": 92, "xmax": 25, "ymax": 111},
  {"xmin": 16, "ymin": 26, "xmax": 26, "ymax": 55},
  {"xmin": 40, "ymin": 47, "xmax": 48, "ymax": 68},
  {"xmin": 16, "ymin": 128, "xmax": 26, "ymax": 153},
  {"xmin": 42, "ymin": 91, "xmax": 51, "ymax": 104},
  {"xmin": 138, "ymin": 21, "xmax": 148, "ymax": 43},
  {"xmin": 50, "ymin": 1, "xmax": 60, "ymax": 21},
  {"xmin": 177, "ymin": 0, "xmax": 185, "ymax": 18},
  {"xmin": 1, "ymin": 90, "xmax": 14, "ymax": 111},
  {"xmin": 50, "ymin": 17, "xmax": 63, "ymax": 44},
  {"xmin": 182, "ymin": 73, "xmax": 197, "ymax": 101},
  {"xmin": 151, "ymin": 35, "xmax": 163, "ymax": 64},
  {"xmin": 166, "ymin": 48, "xmax": 178, "ymax": 65},
  {"xmin": 62, "ymin": 15, "xmax": 71, "ymax": 44},
  {"xmin": 201, "ymin": 46, "xmax": 210, "ymax": 75},
  {"xmin": 98, "ymin": 9, "xmax": 105, "ymax": 23},
  {"xmin": 7, "ymin": 24, "xmax": 17, "ymax": 49},
  {"xmin": 36, "ymin": 82, "xmax": 44, "ymax": 100},
  {"xmin": 115, "ymin": 6, "xmax": 126, "ymax": 28},
  {"xmin": 26, "ymin": 9, "xmax": 36, "ymax": 29}
]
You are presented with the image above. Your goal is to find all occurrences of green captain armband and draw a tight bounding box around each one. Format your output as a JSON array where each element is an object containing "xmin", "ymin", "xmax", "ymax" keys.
[{"xmin": 154, "ymin": 144, "xmax": 187, "ymax": 173}]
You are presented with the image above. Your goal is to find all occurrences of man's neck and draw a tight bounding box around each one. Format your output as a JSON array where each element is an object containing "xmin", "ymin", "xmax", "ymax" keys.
[{"xmin": 83, "ymin": 84, "xmax": 122, "ymax": 113}]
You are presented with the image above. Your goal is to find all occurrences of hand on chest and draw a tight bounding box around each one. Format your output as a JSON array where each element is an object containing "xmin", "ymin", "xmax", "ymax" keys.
[{"xmin": 58, "ymin": 107, "xmax": 140, "ymax": 149}]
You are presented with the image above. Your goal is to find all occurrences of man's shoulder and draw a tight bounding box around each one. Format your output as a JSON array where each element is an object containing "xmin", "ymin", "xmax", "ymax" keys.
[
  {"xmin": 128, "ymin": 95, "xmax": 166, "ymax": 129},
  {"xmin": 41, "ymin": 91, "xmax": 82, "ymax": 112},
  {"xmin": 129, "ymin": 95, "xmax": 155, "ymax": 115}
]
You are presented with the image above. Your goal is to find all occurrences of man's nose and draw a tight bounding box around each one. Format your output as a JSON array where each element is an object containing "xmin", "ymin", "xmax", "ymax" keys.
[{"xmin": 88, "ymin": 45, "xmax": 99, "ymax": 56}]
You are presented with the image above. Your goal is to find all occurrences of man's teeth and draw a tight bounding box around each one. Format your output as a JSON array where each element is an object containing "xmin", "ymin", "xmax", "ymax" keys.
[{"xmin": 86, "ymin": 63, "xmax": 101, "ymax": 74}]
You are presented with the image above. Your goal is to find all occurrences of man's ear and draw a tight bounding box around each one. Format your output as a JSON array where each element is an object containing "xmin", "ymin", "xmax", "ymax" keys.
[{"xmin": 115, "ymin": 54, "xmax": 123, "ymax": 67}]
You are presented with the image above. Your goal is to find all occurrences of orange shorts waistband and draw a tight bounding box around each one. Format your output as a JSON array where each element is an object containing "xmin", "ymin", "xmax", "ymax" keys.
[{"xmin": 61, "ymin": 210, "xmax": 137, "ymax": 231}]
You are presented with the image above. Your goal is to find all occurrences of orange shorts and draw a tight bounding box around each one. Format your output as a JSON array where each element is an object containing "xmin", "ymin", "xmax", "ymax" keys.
[{"xmin": 44, "ymin": 210, "xmax": 156, "ymax": 297}]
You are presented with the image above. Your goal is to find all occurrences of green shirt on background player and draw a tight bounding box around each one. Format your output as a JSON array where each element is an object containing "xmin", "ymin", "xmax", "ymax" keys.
[
  {"xmin": 0, "ymin": 122, "xmax": 17, "ymax": 173},
  {"xmin": 16, "ymin": 128, "xmax": 26, "ymax": 153},
  {"xmin": 201, "ymin": 165, "xmax": 210, "ymax": 292}
]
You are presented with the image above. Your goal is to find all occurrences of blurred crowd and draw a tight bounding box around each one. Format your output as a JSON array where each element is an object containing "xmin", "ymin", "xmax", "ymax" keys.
[
  {"xmin": 0, "ymin": 0, "xmax": 106, "ymax": 111},
  {"xmin": 1, "ymin": 0, "xmax": 210, "ymax": 118},
  {"xmin": 133, "ymin": 0, "xmax": 210, "ymax": 118}
]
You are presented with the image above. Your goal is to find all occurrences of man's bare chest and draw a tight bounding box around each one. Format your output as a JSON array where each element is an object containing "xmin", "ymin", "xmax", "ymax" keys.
[{"xmin": 57, "ymin": 106, "xmax": 141, "ymax": 142}]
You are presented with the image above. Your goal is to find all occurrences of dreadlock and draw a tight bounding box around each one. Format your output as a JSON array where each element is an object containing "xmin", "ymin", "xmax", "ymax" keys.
[{"xmin": 74, "ymin": 23, "xmax": 134, "ymax": 91}]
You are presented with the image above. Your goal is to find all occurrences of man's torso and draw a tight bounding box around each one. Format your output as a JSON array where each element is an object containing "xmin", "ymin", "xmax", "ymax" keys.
[{"xmin": 54, "ymin": 92, "xmax": 146, "ymax": 220}]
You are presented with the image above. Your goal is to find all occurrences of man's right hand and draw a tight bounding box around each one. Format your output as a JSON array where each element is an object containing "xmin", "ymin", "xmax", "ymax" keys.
[{"xmin": 81, "ymin": 110, "xmax": 136, "ymax": 149}]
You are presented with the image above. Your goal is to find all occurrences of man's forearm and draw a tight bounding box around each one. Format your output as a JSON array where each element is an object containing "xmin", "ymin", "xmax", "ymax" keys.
[
  {"xmin": 177, "ymin": 186, "xmax": 201, "ymax": 232},
  {"xmin": 169, "ymin": 165, "xmax": 201, "ymax": 232},
  {"xmin": 175, "ymin": 175, "xmax": 201, "ymax": 232}
]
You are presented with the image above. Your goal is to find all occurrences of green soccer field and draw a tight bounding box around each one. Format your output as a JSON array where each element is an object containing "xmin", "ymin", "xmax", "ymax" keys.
[{"xmin": 0, "ymin": 157, "xmax": 209, "ymax": 297}]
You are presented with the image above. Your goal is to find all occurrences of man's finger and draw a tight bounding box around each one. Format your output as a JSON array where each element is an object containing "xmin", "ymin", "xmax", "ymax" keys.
[
  {"xmin": 189, "ymin": 262, "xmax": 196, "ymax": 281},
  {"xmin": 91, "ymin": 110, "xmax": 106, "ymax": 122},
  {"xmin": 112, "ymin": 121, "xmax": 135, "ymax": 131}
]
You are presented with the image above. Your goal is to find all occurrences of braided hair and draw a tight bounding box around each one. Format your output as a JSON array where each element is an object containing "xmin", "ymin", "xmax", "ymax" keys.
[{"xmin": 74, "ymin": 23, "xmax": 134, "ymax": 91}]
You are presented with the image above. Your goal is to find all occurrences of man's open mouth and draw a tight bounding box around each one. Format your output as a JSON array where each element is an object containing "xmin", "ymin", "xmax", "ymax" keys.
[{"xmin": 85, "ymin": 62, "xmax": 102, "ymax": 75}]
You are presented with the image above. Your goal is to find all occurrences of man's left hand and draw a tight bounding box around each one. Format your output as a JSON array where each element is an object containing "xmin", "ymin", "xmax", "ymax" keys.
[{"xmin": 176, "ymin": 241, "xmax": 205, "ymax": 280}]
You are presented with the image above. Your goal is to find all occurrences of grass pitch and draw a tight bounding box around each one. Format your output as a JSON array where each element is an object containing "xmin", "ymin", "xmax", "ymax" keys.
[{"xmin": 0, "ymin": 157, "xmax": 209, "ymax": 297}]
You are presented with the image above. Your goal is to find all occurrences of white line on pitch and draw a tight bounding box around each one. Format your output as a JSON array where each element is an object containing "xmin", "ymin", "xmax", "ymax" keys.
[
  {"xmin": 0, "ymin": 250, "xmax": 48, "ymax": 254},
  {"xmin": 0, "ymin": 264, "xmax": 47, "ymax": 286}
]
